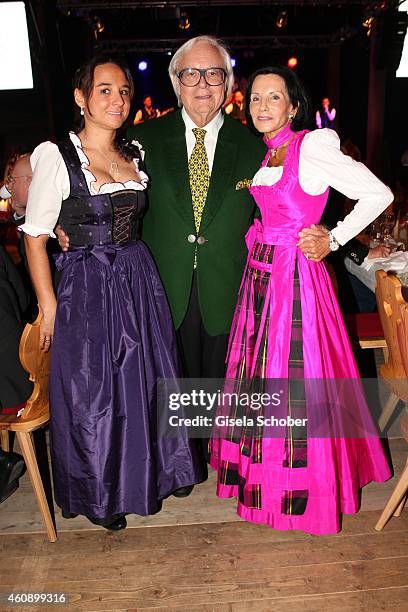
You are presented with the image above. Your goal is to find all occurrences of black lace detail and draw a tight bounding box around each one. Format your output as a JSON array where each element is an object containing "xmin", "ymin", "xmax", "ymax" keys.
[{"xmin": 118, "ymin": 139, "xmax": 144, "ymax": 169}]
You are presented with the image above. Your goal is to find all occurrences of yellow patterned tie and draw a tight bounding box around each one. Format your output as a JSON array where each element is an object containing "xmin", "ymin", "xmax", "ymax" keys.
[{"xmin": 189, "ymin": 128, "xmax": 210, "ymax": 234}]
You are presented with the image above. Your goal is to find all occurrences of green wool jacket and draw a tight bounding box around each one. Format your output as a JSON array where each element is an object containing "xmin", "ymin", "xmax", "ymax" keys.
[{"xmin": 128, "ymin": 110, "xmax": 265, "ymax": 336}]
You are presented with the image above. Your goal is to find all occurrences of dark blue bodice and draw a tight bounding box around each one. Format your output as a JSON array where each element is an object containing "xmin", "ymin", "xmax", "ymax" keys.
[{"xmin": 57, "ymin": 137, "xmax": 147, "ymax": 247}]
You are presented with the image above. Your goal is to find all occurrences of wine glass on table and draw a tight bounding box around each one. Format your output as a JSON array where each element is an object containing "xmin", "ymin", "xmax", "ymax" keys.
[
  {"xmin": 370, "ymin": 219, "xmax": 382, "ymax": 246},
  {"xmin": 381, "ymin": 213, "xmax": 395, "ymax": 246}
]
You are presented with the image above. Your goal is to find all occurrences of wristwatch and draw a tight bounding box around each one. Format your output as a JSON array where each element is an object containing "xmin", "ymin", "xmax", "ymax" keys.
[{"xmin": 328, "ymin": 230, "xmax": 340, "ymax": 252}]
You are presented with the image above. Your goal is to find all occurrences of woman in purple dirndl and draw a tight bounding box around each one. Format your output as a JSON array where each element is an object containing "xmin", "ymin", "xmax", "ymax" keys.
[{"xmin": 22, "ymin": 57, "xmax": 204, "ymax": 530}]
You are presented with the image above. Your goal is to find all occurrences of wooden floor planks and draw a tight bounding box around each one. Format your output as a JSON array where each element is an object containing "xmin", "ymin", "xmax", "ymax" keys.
[
  {"xmin": 0, "ymin": 512, "xmax": 407, "ymax": 611},
  {"xmin": 0, "ymin": 438, "xmax": 406, "ymax": 611}
]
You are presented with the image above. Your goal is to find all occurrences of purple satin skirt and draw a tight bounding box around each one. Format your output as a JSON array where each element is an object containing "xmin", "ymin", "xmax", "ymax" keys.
[{"xmin": 50, "ymin": 242, "xmax": 205, "ymax": 519}]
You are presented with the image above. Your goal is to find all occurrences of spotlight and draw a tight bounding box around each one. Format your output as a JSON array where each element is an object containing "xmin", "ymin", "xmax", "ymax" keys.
[
  {"xmin": 178, "ymin": 11, "xmax": 190, "ymax": 30},
  {"xmin": 362, "ymin": 14, "xmax": 374, "ymax": 36},
  {"xmin": 287, "ymin": 57, "xmax": 298, "ymax": 69},
  {"xmin": 138, "ymin": 61, "xmax": 148, "ymax": 72},
  {"xmin": 231, "ymin": 58, "xmax": 237, "ymax": 68},
  {"xmin": 276, "ymin": 10, "xmax": 288, "ymax": 29}
]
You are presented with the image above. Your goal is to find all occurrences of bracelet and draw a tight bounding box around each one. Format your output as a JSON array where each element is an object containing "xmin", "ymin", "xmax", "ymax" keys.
[{"xmin": 328, "ymin": 230, "xmax": 340, "ymax": 252}]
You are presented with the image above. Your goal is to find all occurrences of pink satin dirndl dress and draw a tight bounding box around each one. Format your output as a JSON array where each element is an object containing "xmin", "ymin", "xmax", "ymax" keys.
[{"xmin": 210, "ymin": 130, "xmax": 391, "ymax": 535}]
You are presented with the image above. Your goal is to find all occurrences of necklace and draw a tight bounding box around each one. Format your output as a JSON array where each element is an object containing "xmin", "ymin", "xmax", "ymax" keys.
[
  {"xmin": 98, "ymin": 149, "xmax": 121, "ymax": 179},
  {"xmin": 269, "ymin": 139, "xmax": 291, "ymax": 159},
  {"xmin": 83, "ymin": 143, "xmax": 122, "ymax": 179}
]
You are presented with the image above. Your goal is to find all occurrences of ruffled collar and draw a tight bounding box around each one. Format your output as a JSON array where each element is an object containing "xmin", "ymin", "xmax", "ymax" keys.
[{"xmin": 69, "ymin": 131, "xmax": 149, "ymax": 195}]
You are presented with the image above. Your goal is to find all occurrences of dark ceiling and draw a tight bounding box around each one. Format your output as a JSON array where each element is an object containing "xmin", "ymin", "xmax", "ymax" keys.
[{"xmin": 55, "ymin": 0, "xmax": 399, "ymax": 53}]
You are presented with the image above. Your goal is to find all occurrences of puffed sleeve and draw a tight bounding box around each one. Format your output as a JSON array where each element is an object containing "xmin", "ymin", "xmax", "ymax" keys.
[
  {"xmin": 20, "ymin": 142, "xmax": 70, "ymax": 238},
  {"xmin": 300, "ymin": 129, "xmax": 394, "ymax": 245}
]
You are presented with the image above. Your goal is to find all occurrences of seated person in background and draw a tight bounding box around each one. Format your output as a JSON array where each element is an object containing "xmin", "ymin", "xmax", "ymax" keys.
[
  {"xmin": 0, "ymin": 243, "xmax": 33, "ymax": 503},
  {"xmin": 1, "ymin": 152, "xmax": 38, "ymax": 315},
  {"xmin": 2, "ymin": 152, "xmax": 33, "ymax": 225},
  {"xmin": 133, "ymin": 95, "xmax": 160, "ymax": 124},
  {"xmin": 317, "ymin": 179, "xmax": 392, "ymax": 312}
]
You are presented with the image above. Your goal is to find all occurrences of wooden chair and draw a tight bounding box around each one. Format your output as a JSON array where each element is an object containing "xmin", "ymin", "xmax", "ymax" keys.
[
  {"xmin": 375, "ymin": 299, "xmax": 408, "ymax": 530},
  {"xmin": 344, "ymin": 312, "xmax": 388, "ymax": 361},
  {"xmin": 375, "ymin": 270, "xmax": 408, "ymax": 431},
  {"xmin": 326, "ymin": 261, "xmax": 388, "ymax": 360},
  {"xmin": 0, "ymin": 311, "xmax": 56, "ymax": 542}
]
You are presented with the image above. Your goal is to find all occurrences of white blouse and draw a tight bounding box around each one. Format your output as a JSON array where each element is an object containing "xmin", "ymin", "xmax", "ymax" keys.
[
  {"xmin": 21, "ymin": 132, "xmax": 149, "ymax": 238},
  {"xmin": 252, "ymin": 128, "xmax": 394, "ymax": 245}
]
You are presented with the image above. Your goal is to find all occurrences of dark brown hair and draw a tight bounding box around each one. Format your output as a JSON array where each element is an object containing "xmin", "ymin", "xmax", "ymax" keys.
[
  {"xmin": 245, "ymin": 66, "xmax": 311, "ymax": 133},
  {"xmin": 73, "ymin": 55, "xmax": 135, "ymax": 160}
]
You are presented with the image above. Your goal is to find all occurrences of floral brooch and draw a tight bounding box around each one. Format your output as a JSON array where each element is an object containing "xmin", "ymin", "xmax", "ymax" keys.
[{"xmin": 235, "ymin": 179, "xmax": 253, "ymax": 191}]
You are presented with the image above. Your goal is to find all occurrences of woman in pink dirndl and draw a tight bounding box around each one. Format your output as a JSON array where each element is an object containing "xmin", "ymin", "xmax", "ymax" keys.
[{"xmin": 210, "ymin": 67, "xmax": 393, "ymax": 535}]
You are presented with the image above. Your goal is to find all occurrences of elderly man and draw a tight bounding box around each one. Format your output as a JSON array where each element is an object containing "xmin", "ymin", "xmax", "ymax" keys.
[
  {"xmin": 0, "ymin": 154, "xmax": 35, "ymax": 503},
  {"xmin": 1, "ymin": 153, "xmax": 33, "ymax": 225},
  {"xmin": 0, "ymin": 156, "xmax": 34, "ymax": 503},
  {"xmin": 2, "ymin": 152, "xmax": 40, "ymax": 308},
  {"xmin": 128, "ymin": 36, "xmax": 264, "ymax": 385}
]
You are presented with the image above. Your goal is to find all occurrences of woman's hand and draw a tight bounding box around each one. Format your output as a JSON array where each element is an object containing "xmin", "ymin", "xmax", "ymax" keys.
[
  {"xmin": 24, "ymin": 234, "xmax": 57, "ymax": 352},
  {"xmin": 55, "ymin": 224, "xmax": 70, "ymax": 252},
  {"xmin": 297, "ymin": 224, "xmax": 330, "ymax": 262},
  {"xmin": 40, "ymin": 305, "xmax": 56, "ymax": 352}
]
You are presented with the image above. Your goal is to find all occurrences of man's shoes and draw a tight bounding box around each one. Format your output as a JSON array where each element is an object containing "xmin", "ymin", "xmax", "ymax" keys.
[
  {"xmin": 172, "ymin": 485, "xmax": 194, "ymax": 498},
  {"xmin": 0, "ymin": 451, "xmax": 26, "ymax": 503}
]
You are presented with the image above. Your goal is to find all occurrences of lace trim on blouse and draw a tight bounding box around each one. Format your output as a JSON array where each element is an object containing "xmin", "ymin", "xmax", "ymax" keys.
[{"xmin": 68, "ymin": 132, "xmax": 149, "ymax": 195}]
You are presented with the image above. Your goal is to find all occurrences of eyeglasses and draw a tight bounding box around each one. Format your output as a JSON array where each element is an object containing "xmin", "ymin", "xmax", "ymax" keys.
[{"xmin": 177, "ymin": 67, "xmax": 227, "ymax": 87}]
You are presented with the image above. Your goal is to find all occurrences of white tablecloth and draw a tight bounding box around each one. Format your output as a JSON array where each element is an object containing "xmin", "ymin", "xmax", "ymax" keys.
[{"xmin": 344, "ymin": 252, "xmax": 408, "ymax": 292}]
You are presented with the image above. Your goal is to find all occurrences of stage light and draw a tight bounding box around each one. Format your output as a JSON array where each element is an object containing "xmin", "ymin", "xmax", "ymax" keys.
[
  {"xmin": 288, "ymin": 57, "xmax": 298, "ymax": 69},
  {"xmin": 138, "ymin": 61, "xmax": 148, "ymax": 72},
  {"xmin": 231, "ymin": 58, "xmax": 236, "ymax": 68},
  {"xmin": 178, "ymin": 11, "xmax": 190, "ymax": 30},
  {"xmin": 362, "ymin": 14, "xmax": 374, "ymax": 36},
  {"xmin": 276, "ymin": 11, "xmax": 288, "ymax": 29}
]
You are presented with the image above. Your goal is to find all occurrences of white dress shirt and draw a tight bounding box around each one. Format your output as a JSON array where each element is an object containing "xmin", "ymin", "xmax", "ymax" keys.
[
  {"xmin": 252, "ymin": 128, "xmax": 394, "ymax": 245},
  {"xmin": 20, "ymin": 132, "xmax": 148, "ymax": 238},
  {"xmin": 181, "ymin": 107, "xmax": 224, "ymax": 174}
]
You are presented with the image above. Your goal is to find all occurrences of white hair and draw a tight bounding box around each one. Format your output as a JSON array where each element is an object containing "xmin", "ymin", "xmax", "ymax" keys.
[{"xmin": 168, "ymin": 35, "xmax": 234, "ymax": 107}]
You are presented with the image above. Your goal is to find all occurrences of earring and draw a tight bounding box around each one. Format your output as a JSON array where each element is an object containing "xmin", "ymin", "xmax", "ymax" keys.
[
  {"xmin": 288, "ymin": 113, "xmax": 294, "ymax": 121},
  {"xmin": 80, "ymin": 107, "xmax": 84, "ymax": 116}
]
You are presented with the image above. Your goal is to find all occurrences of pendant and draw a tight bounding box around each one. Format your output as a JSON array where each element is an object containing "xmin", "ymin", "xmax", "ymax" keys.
[
  {"xmin": 270, "ymin": 148, "xmax": 278, "ymax": 158},
  {"xmin": 110, "ymin": 161, "xmax": 121, "ymax": 177}
]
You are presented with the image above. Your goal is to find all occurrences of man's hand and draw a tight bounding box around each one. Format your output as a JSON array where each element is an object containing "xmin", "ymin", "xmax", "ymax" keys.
[
  {"xmin": 297, "ymin": 224, "xmax": 330, "ymax": 262},
  {"xmin": 367, "ymin": 245, "xmax": 391, "ymax": 259},
  {"xmin": 55, "ymin": 224, "xmax": 70, "ymax": 252},
  {"xmin": 11, "ymin": 202, "xmax": 26, "ymax": 217}
]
